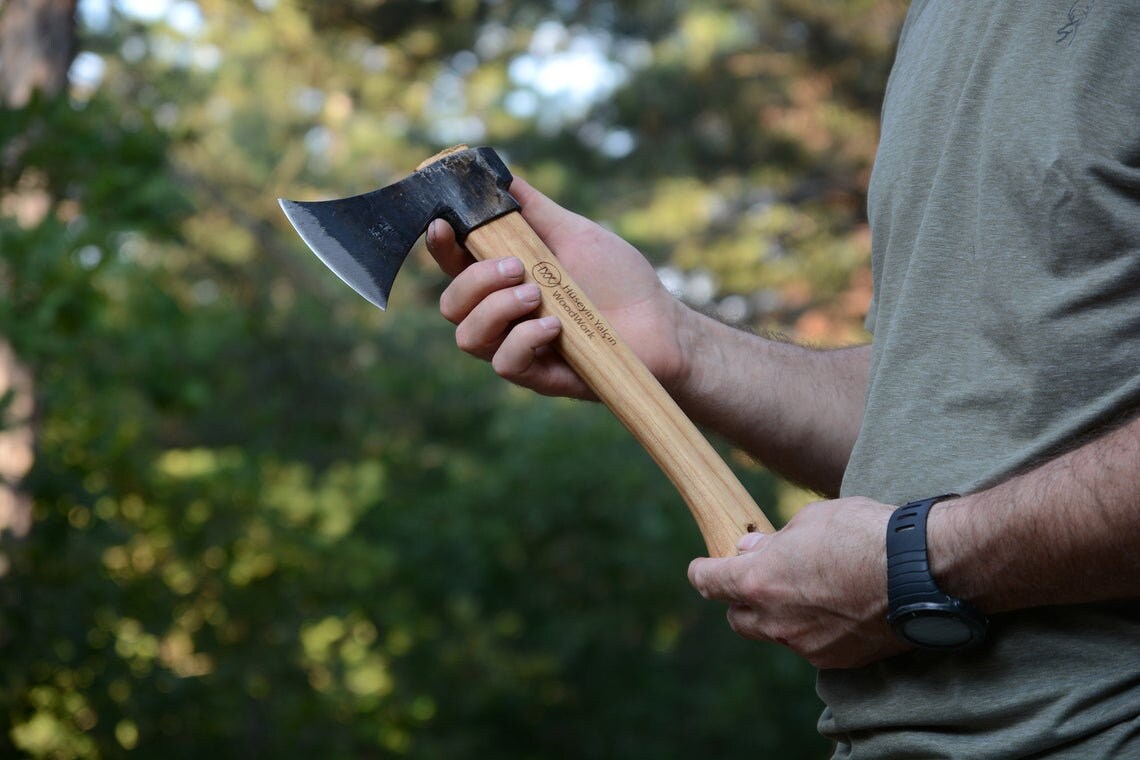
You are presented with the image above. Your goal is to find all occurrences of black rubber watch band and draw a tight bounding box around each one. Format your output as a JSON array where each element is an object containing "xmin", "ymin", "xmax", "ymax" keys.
[
  {"xmin": 886, "ymin": 494, "xmax": 958, "ymax": 608},
  {"xmin": 886, "ymin": 494, "xmax": 988, "ymax": 650}
]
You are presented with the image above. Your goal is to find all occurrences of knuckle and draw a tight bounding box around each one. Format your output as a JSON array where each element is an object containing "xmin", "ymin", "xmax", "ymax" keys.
[
  {"xmin": 725, "ymin": 608, "xmax": 764, "ymax": 642},
  {"xmin": 796, "ymin": 500, "xmax": 827, "ymax": 520},
  {"xmin": 490, "ymin": 349, "xmax": 523, "ymax": 380},
  {"xmin": 439, "ymin": 296, "xmax": 460, "ymax": 324},
  {"xmin": 798, "ymin": 642, "xmax": 831, "ymax": 669},
  {"xmin": 735, "ymin": 568, "xmax": 764, "ymax": 601},
  {"xmin": 453, "ymin": 324, "xmax": 485, "ymax": 356},
  {"xmin": 726, "ymin": 612, "xmax": 746, "ymax": 637}
]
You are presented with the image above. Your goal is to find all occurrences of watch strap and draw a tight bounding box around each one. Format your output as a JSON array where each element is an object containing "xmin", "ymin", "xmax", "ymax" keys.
[
  {"xmin": 886, "ymin": 494, "xmax": 959, "ymax": 609},
  {"xmin": 886, "ymin": 493, "xmax": 988, "ymax": 650}
]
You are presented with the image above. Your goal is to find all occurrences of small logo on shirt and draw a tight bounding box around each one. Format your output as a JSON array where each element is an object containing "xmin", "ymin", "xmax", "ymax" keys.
[{"xmin": 1056, "ymin": 0, "xmax": 1095, "ymax": 46}]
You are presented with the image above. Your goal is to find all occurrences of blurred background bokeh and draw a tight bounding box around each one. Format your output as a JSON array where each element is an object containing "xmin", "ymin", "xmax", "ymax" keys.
[{"xmin": 0, "ymin": 1, "xmax": 905, "ymax": 756}]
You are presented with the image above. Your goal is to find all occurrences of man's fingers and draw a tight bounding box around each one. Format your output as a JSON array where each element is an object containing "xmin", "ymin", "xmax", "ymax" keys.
[
  {"xmin": 691, "ymin": 559, "xmax": 773, "ymax": 644},
  {"xmin": 688, "ymin": 556, "xmax": 748, "ymax": 602},
  {"xmin": 510, "ymin": 177, "xmax": 595, "ymax": 246},
  {"xmin": 490, "ymin": 316, "xmax": 563, "ymax": 380},
  {"xmin": 453, "ymin": 281, "xmax": 542, "ymax": 360},
  {"xmin": 738, "ymin": 530, "xmax": 765, "ymax": 553},
  {"xmin": 726, "ymin": 603, "xmax": 775, "ymax": 643},
  {"xmin": 689, "ymin": 530, "xmax": 768, "ymax": 602},
  {"xmin": 439, "ymin": 257, "xmax": 527, "ymax": 325},
  {"xmin": 426, "ymin": 219, "xmax": 474, "ymax": 277},
  {"xmin": 509, "ymin": 178, "xmax": 563, "ymax": 235}
]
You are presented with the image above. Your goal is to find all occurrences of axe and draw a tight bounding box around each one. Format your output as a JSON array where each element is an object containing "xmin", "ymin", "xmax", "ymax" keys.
[{"xmin": 279, "ymin": 145, "xmax": 774, "ymax": 557}]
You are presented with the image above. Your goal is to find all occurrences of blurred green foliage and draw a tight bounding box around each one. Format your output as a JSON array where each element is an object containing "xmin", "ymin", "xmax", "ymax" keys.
[{"xmin": 0, "ymin": 0, "xmax": 905, "ymax": 756}]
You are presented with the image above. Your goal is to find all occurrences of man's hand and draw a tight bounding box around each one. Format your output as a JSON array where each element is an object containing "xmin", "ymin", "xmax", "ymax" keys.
[
  {"xmin": 427, "ymin": 176, "xmax": 871, "ymax": 496},
  {"xmin": 687, "ymin": 497, "xmax": 906, "ymax": 669},
  {"xmin": 427, "ymin": 177, "xmax": 688, "ymax": 400}
]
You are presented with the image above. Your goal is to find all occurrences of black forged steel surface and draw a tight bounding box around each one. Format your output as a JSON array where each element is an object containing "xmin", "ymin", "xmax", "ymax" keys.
[{"xmin": 279, "ymin": 147, "xmax": 521, "ymax": 310}]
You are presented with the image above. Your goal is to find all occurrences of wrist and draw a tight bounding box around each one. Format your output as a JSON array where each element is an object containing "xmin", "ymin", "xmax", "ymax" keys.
[
  {"xmin": 925, "ymin": 493, "xmax": 981, "ymax": 605},
  {"xmin": 669, "ymin": 301, "xmax": 719, "ymax": 402}
]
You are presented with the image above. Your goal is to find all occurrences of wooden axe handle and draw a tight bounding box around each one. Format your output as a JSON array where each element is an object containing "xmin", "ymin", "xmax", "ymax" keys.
[{"xmin": 464, "ymin": 211, "xmax": 774, "ymax": 557}]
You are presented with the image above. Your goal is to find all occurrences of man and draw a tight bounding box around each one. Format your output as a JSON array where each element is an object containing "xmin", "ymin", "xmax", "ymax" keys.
[{"xmin": 427, "ymin": 3, "xmax": 1140, "ymax": 756}]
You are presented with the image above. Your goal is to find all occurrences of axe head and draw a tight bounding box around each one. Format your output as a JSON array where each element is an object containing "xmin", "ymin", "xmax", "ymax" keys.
[{"xmin": 279, "ymin": 146, "xmax": 520, "ymax": 309}]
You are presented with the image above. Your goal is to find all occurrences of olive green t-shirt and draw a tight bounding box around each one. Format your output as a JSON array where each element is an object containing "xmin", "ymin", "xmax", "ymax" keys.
[{"xmin": 824, "ymin": 2, "xmax": 1140, "ymax": 757}]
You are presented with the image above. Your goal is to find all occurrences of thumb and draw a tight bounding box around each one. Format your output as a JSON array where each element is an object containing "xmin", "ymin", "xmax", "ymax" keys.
[
  {"xmin": 687, "ymin": 556, "xmax": 744, "ymax": 602},
  {"xmin": 509, "ymin": 177, "xmax": 585, "ymax": 240},
  {"xmin": 737, "ymin": 530, "xmax": 765, "ymax": 553}
]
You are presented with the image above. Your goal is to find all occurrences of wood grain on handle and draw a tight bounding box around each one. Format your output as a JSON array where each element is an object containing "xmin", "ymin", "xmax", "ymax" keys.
[{"xmin": 464, "ymin": 211, "xmax": 774, "ymax": 557}]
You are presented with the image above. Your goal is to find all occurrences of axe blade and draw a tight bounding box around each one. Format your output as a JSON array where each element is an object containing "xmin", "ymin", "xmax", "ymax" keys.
[
  {"xmin": 278, "ymin": 146, "xmax": 520, "ymax": 310},
  {"xmin": 278, "ymin": 190, "xmax": 416, "ymax": 310}
]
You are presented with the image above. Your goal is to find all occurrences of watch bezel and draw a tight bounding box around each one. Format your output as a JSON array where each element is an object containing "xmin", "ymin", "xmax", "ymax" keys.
[{"xmin": 888, "ymin": 599, "xmax": 989, "ymax": 650}]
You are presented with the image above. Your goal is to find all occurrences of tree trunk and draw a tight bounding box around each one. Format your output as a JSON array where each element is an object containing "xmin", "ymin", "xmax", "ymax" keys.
[
  {"xmin": 0, "ymin": 0, "xmax": 78, "ymax": 108},
  {"xmin": 0, "ymin": 0, "xmax": 72, "ymax": 539},
  {"xmin": 0, "ymin": 337, "xmax": 34, "ymax": 540}
]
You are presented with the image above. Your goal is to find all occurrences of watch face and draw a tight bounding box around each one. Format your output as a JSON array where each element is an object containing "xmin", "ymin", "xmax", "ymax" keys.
[{"xmin": 898, "ymin": 612, "xmax": 977, "ymax": 649}]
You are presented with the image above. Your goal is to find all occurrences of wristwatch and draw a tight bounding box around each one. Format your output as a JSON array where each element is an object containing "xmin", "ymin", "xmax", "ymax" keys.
[{"xmin": 886, "ymin": 494, "xmax": 988, "ymax": 650}]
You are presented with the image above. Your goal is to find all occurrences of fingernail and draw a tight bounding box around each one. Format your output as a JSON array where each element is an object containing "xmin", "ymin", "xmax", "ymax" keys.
[
  {"xmin": 498, "ymin": 257, "xmax": 524, "ymax": 278},
  {"xmin": 737, "ymin": 531, "xmax": 764, "ymax": 552},
  {"xmin": 538, "ymin": 316, "xmax": 561, "ymax": 331},
  {"xmin": 426, "ymin": 219, "xmax": 442, "ymax": 245},
  {"xmin": 516, "ymin": 283, "xmax": 540, "ymax": 303}
]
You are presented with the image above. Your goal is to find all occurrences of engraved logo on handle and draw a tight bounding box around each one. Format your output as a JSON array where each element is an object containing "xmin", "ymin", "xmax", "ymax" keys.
[{"xmin": 532, "ymin": 261, "xmax": 562, "ymax": 288}]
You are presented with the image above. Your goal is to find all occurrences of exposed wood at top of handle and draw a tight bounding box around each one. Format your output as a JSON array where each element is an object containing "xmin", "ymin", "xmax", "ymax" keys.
[{"xmin": 464, "ymin": 211, "xmax": 774, "ymax": 557}]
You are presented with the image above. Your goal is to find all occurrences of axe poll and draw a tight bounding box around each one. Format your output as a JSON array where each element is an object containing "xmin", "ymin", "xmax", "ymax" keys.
[{"xmin": 279, "ymin": 145, "xmax": 774, "ymax": 557}]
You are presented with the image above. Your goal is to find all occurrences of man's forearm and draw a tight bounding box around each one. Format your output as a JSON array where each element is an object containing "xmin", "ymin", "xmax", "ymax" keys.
[
  {"xmin": 930, "ymin": 413, "xmax": 1140, "ymax": 613},
  {"xmin": 672, "ymin": 308, "xmax": 870, "ymax": 497}
]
